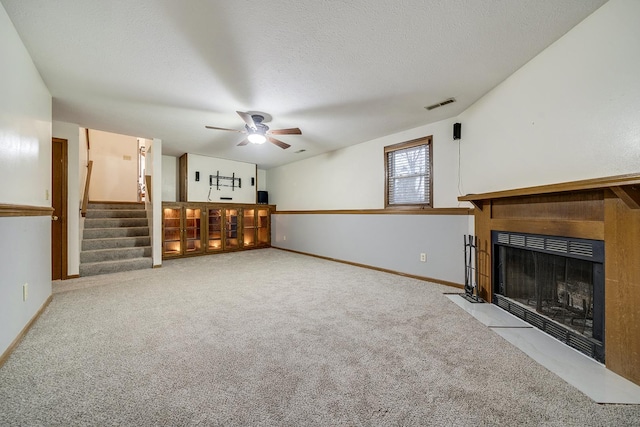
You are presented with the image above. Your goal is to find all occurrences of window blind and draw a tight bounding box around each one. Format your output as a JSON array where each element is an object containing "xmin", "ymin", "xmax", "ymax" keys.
[{"xmin": 387, "ymin": 144, "xmax": 429, "ymax": 205}]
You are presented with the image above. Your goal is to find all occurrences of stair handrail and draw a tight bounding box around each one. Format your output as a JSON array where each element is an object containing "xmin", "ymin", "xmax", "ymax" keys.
[{"xmin": 81, "ymin": 160, "xmax": 93, "ymax": 217}]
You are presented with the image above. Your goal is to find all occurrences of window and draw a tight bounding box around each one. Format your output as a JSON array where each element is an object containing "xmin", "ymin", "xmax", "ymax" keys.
[{"xmin": 384, "ymin": 136, "xmax": 433, "ymax": 208}]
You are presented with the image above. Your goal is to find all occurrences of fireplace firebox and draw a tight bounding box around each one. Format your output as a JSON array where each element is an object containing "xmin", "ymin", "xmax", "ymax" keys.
[{"xmin": 492, "ymin": 231, "xmax": 604, "ymax": 362}]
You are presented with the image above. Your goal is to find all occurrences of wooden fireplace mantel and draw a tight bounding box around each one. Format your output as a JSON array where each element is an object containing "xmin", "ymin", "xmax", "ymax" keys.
[
  {"xmin": 458, "ymin": 173, "xmax": 640, "ymax": 211},
  {"xmin": 459, "ymin": 172, "xmax": 640, "ymax": 386}
]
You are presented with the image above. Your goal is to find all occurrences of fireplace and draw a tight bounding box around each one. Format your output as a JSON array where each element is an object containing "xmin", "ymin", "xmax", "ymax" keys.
[
  {"xmin": 492, "ymin": 231, "xmax": 605, "ymax": 362},
  {"xmin": 458, "ymin": 175, "xmax": 640, "ymax": 385}
]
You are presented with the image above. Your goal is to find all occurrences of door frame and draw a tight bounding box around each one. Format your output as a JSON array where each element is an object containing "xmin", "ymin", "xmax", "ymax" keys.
[{"xmin": 52, "ymin": 137, "xmax": 68, "ymax": 280}]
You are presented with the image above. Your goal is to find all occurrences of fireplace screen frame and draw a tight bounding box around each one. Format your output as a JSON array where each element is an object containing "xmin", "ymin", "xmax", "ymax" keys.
[{"xmin": 491, "ymin": 231, "xmax": 605, "ymax": 362}]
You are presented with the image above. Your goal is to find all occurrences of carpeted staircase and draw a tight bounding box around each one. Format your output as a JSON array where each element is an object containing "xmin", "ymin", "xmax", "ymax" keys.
[{"xmin": 80, "ymin": 202, "xmax": 153, "ymax": 276}]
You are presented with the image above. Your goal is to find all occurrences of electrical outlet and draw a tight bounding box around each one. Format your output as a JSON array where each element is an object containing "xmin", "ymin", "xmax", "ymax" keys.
[
  {"xmin": 45, "ymin": 190, "xmax": 49, "ymax": 200},
  {"xmin": 283, "ymin": 235, "xmax": 287, "ymax": 241},
  {"xmin": 23, "ymin": 283, "xmax": 28, "ymax": 301},
  {"xmin": 420, "ymin": 253, "xmax": 426, "ymax": 262}
]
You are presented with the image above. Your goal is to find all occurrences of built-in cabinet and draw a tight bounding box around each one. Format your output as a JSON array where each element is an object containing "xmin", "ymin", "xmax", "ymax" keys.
[
  {"xmin": 242, "ymin": 207, "xmax": 270, "ymax": 248},
  {"xmin": 162, "ymin": 204, "xmax": 205, "ymax": 258},
  {"xmin": 163, "ymin": 202, "xmax": 273, "ymax": 259}
]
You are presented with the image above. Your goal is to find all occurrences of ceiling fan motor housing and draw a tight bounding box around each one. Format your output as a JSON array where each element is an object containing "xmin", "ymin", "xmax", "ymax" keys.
[{"xmin": 247, "ymin": 115, "xmax": 269, "ymax": 134}]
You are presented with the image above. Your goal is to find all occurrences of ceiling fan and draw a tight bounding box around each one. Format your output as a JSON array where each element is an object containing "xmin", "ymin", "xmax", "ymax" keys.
[{"xmin": 206, "ymin": 111, "xmax": 301, "ymax": 149}]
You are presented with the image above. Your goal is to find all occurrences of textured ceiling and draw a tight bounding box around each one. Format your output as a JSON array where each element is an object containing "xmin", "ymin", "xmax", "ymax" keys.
[{"xmin": 2, "ymin": 0, "xmax": 607, "ymax": 169}]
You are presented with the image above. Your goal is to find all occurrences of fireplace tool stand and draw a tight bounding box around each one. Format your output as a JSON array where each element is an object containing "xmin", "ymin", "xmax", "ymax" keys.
[{"xmin": 463, "ymin": 235, "xmax": 483, "ymax": 303}]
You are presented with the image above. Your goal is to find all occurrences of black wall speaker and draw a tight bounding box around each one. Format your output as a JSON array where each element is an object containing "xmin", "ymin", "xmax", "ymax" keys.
[
  {"xmin": 257, "ymin": 191, "xmax": 268, "ymax": 204},
  {"xmin": 453, "ymin": 122, "xmax": 462, "ymax": 140},
  {"xmin": 453, "ymin": 123, "xmax": 462, "ymax": 140}
]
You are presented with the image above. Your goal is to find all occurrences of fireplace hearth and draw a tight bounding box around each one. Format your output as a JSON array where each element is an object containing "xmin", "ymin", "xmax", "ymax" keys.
[{"xmin": 492, "ymin": 231, "xmax": 604, "ymax": 362}]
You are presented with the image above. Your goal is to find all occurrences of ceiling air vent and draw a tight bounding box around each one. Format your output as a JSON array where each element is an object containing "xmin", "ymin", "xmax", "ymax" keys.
[{"xmin": 425, "ymin": 97, "xmax": 456, "ymax": 111}]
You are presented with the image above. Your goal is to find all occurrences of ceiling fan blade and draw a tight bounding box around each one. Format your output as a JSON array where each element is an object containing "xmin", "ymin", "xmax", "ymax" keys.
[
  {"xmin": 236, "ymin": 111, "xmax": 256, "ymax": 130},
  {"xmin": 237, "ymin": 138, "xmax": 250, "ymax": 146},
  {"xmin": 267, "ymin": 136, "xmax": 291, "ymax": 149},
  {"xmin": 268, "ymin": 127, "xmax": 302, "ymax": 135},
  {"xmin": 205, "ymin": 125, "xmax": 244, "ymax": 133}
]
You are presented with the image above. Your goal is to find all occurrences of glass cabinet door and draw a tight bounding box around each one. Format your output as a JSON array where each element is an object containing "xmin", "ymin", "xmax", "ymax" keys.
[
  {"xmin": 207, "ymin": 208, "xmax": 223, "ymax": 251},
  {"xmin": 184, "ymin": 207, "xmax": 203, "ymax": 254},
  {"xmin": 243, "ymin": 209, "xmax": 256, "ymax": 248},
  {"xmin": 163, "ymin": 207, "xmax": 182, "ymax": 256},
  {"xmin": 257, "ymin": 208, "xmax": 269, "ymax": 246},
  {"xmin": 225, "ymin": 208, "xmax": 240, "ymax": 250}
]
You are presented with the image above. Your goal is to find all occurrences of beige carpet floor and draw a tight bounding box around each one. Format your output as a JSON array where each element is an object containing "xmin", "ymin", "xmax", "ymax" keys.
[{"xmin": 1, "ymin": 248, "xmax": 639, "ymax": 426}]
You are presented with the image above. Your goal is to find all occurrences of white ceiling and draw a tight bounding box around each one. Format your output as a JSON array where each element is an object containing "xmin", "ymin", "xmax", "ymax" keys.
[{"xmin": 2, "ymin": 0, "xmax": 607, "ymax": 169}]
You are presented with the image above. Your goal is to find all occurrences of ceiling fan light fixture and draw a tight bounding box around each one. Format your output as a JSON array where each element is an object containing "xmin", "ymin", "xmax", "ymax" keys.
[
  {"xmin": 248, "ymin": 133, "xmax": 266, "ymax": 144},
  {"xmin": 206, "ymin": 111, "xmax": 300, "ymax": 149}
]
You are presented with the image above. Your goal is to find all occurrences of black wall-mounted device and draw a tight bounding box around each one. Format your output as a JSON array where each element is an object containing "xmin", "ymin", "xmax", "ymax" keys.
[
  {"xmin": 195, "ymin": 171, "xmax": 200, "ymax": 181},
  {"xmin": 251, "ymin": 177, "xmax": 255, "ymax": 186},
  {"xmin": 453, "ymin": 122, "xmax": 462, "ymax": 140}
]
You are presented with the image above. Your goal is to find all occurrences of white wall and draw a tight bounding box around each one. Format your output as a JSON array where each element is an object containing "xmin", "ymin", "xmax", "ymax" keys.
[
  {"xmin": 266, "ymin": 117, "xmax": 468, "ymax": 285},
  {"xmin": 257, "ymin": 169, "xmax": 267, "ymax": 192},
  {"xmin": 268, "ymin": 118, "xmax": 461, "ymax": 210},
  {"xmin": 52, "ymin": 121, "xmax": 81, "ymax": 276},
  {"xmin": 459, "ymin": 0, "xmax": 640, "ymax": 194},
  {"xmin": 88, "ymin": 129, "xmax": 139, "ymax": 202},
  {"xmin": 161, "ymin": 155, "xmax": 178, "ymax": 201},
  {"xmin": 148, "ymin": 139, "xmax": 163, "ymax": 267},
  {"xmin": 0, "ymin": 10, "xmax": 51, "ymax": 207},
  {"xmin": 161, "ymin": 157, "xmax": 266, "ymax": 201},
  {"xmin": 0, "ymin": 3, "xmax": 52, "ymax": 356},
  {"xmin": 185, "ymin": 154, "xmax": 256, "ymax": 204}
]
